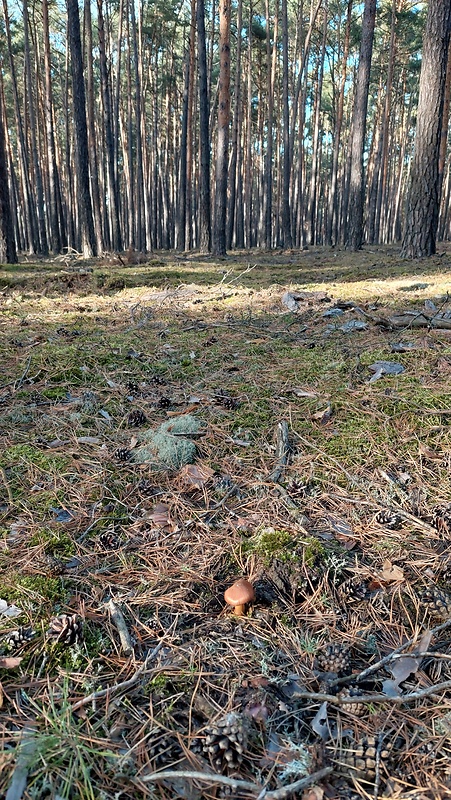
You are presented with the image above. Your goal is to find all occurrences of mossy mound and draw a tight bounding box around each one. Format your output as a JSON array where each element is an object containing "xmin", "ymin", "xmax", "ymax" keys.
[{"xmin": 132, "ymin": 414, "xmax": 204, "ymax": 470}]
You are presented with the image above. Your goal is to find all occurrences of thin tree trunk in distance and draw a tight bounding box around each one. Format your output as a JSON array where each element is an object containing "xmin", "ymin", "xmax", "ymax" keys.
[
  {"xmin": 213, "ymin": 0, "xmax": 231, "ymax": 255},
  {"xmin": 281, "ymin": 0, "xmax": 292, "ymax": 247},
  {"xmin": 42, "ymin": 0, "xmax": 62, "ymax": 252},
  {"xmin": 197, "ymin": 0, "xmax": 212, "ymax": 252},
  {"xmin": 345, "ymin": 0, "xmax": 376, "ymax": 251},
  {"xmin": 0, "ymin": 101, "xmax": 17, "ymax": 263}
]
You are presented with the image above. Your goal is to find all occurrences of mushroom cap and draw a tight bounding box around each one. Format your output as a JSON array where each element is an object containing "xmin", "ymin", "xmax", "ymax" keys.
[{"xmin": 224, "ymin": 578, "xmax": 255, "ymax": 606}]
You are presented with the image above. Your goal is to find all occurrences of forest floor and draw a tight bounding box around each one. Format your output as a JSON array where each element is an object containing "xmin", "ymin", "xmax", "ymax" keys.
[{"xmin": 1, "ymin": 244, "xmax": 451, "ymax": 800}]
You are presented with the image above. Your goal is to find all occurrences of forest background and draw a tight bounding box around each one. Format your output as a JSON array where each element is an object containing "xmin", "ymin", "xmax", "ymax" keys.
[{"xmin": 0, "ymin": 0, "xmax": 450, "ymax": 262}]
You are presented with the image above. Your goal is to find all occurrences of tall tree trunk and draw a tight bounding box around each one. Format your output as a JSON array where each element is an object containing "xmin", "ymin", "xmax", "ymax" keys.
[
  {"xmin": 244, "ymin": 1, "xmax": 253, "ymax": 248},
  {"xmin": 98, "ymin": 0, "xmax": 122, "ymax": 251},
  {"xmin": 84, "ymin": 0, "xmax": 103, "ymax": 253},
  {"xmin": 281, "ymin": 0, "xmax": 292, "ymax": 247},
  {"xmin": 42, "ymin": 0, "xmax": 62, "ymax": 252},
  {"xmin": 130, "ymin": 0, "xmax": 144, "ymax": 250},
  {"xmin": 307, "ymin": 5, "xmax": 327, "ymax": 245},
  {"xmin": 345, "ymin": 0, "xmax": 377, "ymax": 251},
  {"xmin": 23, "ymin": 0, "xmax": 48, "ymax": 254},
  {"xmin": 326, "ymin": 0, "xmax": 352, "ymax": 246},
  {"xmin": 213, "ymin": 0, "xmax": 231, "ymax": 255},
  {"xmin": 0, "ymin": 100, "xmax": 17, "ymax": 263},
  {"xmin": 2, "ymin": 0, "xmax": 39, "ymax": 253},
  {"xmin": 67, "ymin": 0, "xmax": 97, "ymax": 256},
  {"xmin": 197, "ymin": 0, "xmax": 212, "ymax": 252},
  {"xmin": 264, "ymin": 0, "xmax": 278, "ymax": 249},
  {"xmin": 401, "ymin": 0, "xmax": 451, "ymax": 257},
  {"xmin": 226, "ymin": 0, "xmax": 243, "ymax": 250}
]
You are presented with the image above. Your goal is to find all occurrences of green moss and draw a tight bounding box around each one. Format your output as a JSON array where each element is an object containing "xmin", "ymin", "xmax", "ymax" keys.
[
  {"xmin": 244, "ymin": 527, "xmax": 297, "ymax": 565},
  {"xmin": 301, "ymin": 536, "xmax": 326, "ymax": 567},
  {"xmin": 0, "ymin": 574, "xmax": 65, "ymax": 605},
  {"xmin": 28, "ymin": 529, "xmax": 75, "ymax": 558},
  {"xmin": 41, "ymin": 387, "xmax": 68, "ymax": 400},
  {"xmin": 0, "ymin": 445, "xmax": 68, "ymax": 474}
]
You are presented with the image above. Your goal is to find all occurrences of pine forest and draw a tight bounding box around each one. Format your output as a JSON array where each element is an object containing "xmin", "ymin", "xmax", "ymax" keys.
[{"xmin": 0, "ymin": 0, "xmax": 450, "ymax": 260}]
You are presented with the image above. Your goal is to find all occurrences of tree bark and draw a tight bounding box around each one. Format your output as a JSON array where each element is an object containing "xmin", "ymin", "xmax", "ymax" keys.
[
  {"xmin": 42, "ymin": 0, "xmax": 63, "ymax": 252},
  {"xmin": 0, "ymin": 100, "xmax": 17, "ymax": 263},
  {"xmin": 401, "ymin": 0, "xmax": 451, "ymax": 257},
  {"xmin": 345, "ymin": 0, "xmax": 376, "ymax": 251},
  {"xmin": 281, "ymin": 0, "xmax": 292, "ymax": 248},
  {"xmin": 213, "ymin": 0, "xmax": 231, "ymax": 255},
  {"xmin": 67, "ymin": 0, "xmax": 97, "ymax": 257},
  {"xmin": 197, "ymin": 0, "xmax": 212, "ymax": 252}
]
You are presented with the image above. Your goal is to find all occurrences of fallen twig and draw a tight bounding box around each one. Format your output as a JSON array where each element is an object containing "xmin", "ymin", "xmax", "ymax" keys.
[
  {"xmin": 107, "ymin": 599, "xmax": 133, "ymax": 656},
  {"xmin": 71, "ymin": 639, "xmax": 165, "ymax": 712},
  {"xmin": 139, "ymin": 766, "xmax": 333, "ymax": 798},
  {"xmin": 267, "ymin": 420, "xmax": 290, "ymax": 483}
]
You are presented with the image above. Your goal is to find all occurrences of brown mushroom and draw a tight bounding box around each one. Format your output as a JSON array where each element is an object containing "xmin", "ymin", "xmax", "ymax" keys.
[{"xmin": 224, "ymin": 579, "xmax": 255, "ymax": 616}]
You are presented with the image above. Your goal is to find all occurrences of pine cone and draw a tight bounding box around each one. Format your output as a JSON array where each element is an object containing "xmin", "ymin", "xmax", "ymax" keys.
[
  {"xmin": 339, "ymin": 577, "xmax": 370, "ymax": 603},
  {"xmin": 374, "ymin": 510, "xmax": 402, "ymax": 529},
  {"xmin": 4, "ymin": 627, "xmax": 36, "ymax": 650},
  {"xmin": 338, "ymin": 686, "xmax": 366, "ymax": 716},
  {"xmin": 214, "ymin": 390, "xmax": 239, "ymax": 410},
  {"xmin": 43, "ymin": 554, "xmax": 66, "ymax": 576},
  {"xmin": 150, "ymin": 374, "xmax": 166, "ymax": 386},
  {"xmin": 420, "ymin": 587, "xmax": 451, "ymax": 618},
  {"xmin": 115, "ymin": 447, "xmax": 132, "ymax": 462},
  {"xmin": 337, "ymin": 735, "xmax": 392, "ymax": 781},
  {"xmin": 316, "ymin": 643, "xmax": 351, "ymax": 674},
  {"xmin": 432, "ymin": 505, "xmax": 451, "ymax": 536},
  {"xmin": 127, "ymin": 381, "xmax": 140, "ymax": 395},
  {"xmin": 98, "ymin": 530, "xmax": 121, "ymax": 550},
  {"xmin": 201, "ymin": 711, "xmax": 249, "ymax": 770},
  {"xmin": 156, "ymin": 395, "xmax": 171, "ymax": 409},
  {"xmin": 47, "ymin": 613, "xmax": 83, "ymax": 646},
  {"xmin": 128, "ymin": 409, "xmax": 147, "ymax": 427},
  {"xmin": 285, "ymin": 480, "xmax": 308, "ymax": 499},
  {"xmin": 136, "ymin": 479, "xmax": 157, "ymax": 496}
]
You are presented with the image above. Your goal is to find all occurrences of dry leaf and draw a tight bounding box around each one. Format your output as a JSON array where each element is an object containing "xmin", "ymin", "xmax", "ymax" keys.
[
  {"xmin": 149, "ymin": 503, "xmax": 171, "ymax": 527},
  {"xmin": 0, "ymin": 656, "xmax": 23, "ymax": 668},
  {"xmin": 419, "ymin": 443, "xmax": 442, "ymax": 460},
  {"xmin": 379, "ymin": 560, "xmax": 404, "ymax": 583},
  {"xmin": 302, "ymin": 788, "xmax": 324, "ymax": 800},
  {"xmin": 311, "ymin": 701, "xmax": 329, "ymax": 739},
  {"xmin": 179, "ymin": 463, "xmax": 215, "ymax": 489}
]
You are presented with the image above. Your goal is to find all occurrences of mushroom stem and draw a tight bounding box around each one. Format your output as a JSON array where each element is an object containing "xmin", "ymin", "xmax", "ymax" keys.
[{"xmin": 233, "ymin": 604, "xmax": 246, "ymax": 616}]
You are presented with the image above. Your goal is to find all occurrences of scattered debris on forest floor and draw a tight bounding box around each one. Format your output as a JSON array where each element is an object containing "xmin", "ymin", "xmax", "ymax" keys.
[{"xmin": 1, "ymin": 246, "xmax": 451, "ymax": 799}]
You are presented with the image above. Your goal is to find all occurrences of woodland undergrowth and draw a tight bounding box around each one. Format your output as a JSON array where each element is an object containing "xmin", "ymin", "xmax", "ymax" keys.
[{"xmin": 1, "ymin": 245, "xmax": 451, "ymax": 799}]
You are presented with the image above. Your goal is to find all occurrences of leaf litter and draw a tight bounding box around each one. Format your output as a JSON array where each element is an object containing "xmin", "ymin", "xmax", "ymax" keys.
[{"xmin": 1, "ymin": 249, "xmax": 451, "ymax": 798}]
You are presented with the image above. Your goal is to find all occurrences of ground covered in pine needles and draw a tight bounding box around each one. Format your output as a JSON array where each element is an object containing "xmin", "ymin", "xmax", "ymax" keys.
[{"xmin": 1, "ymin": 245, "xmax": 451, "ymax": 800}]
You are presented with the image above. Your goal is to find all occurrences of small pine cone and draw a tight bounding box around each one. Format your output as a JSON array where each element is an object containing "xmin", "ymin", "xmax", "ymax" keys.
[
  {"xmin": 47, "ymin": 613, "xmax": 83, "ymax": 646},
  {"xmin": 156, "ymin": 395, "xmax": 171, "ymax": 409},
  {"xmin": 128, "ymin": 409, "xmax": 147, "ymax": 427},
  {"xmin": 214, "ymin": 390, "xmax": 239, "ymax": 410},
  {"xmin": 98, "ymin": 530, "xmax": 120, "ymax": 550},
  {"xmin": 43, "ymin": 554, "xmax": 66, "ymax": 576},
  {"xmin": 338, "ymin": 686, "xmax": 366, "ymax": 716},
  {"xmin": 149, "ymin": 374, "xmax": 166, "ymax": 386},
  {"xmin": 136, "ymin": 479, "xmax": 157, "ymax": 496},
  {"xmin": 316, "ymin": 643, "xmax": 351, "ymax": 675},
  {"xmin": 285, "ymin": 480, "xmax": 308, "ymax": 499},
  {"xmin": 420, "ymin": 587, "xmax": 451, "ymax": 619},
  {"xmin": 374, "ymin": 510, "xmax": 402, "ymax": 529},
  {"xmin": 4, "ymin": 627, "xmax": 36, "ymax": 650},
  {"xmin": 212, "ymin": 473, "xmax": 237, "ymax": 498},
  {"xmin": 202, "ymin": 712, "xmax": 249, "ymax": 770},
  {"xmin": 127, "ymin": 381, "xmax": 140, "ymax": 395},
  {"xmin": 115, "ymin": 447, "xmax": 132, "ymax": 462},
  {"xmin": 338, "ymin": 735, "xmax": 392, "ymax": 781},
  {"xmin": 339, "ymin": 577, "xmax": 370, "ymax": 603},
  {"xmin": 432, "ymin": 505, "xmax": 451, "ymax": 536}
]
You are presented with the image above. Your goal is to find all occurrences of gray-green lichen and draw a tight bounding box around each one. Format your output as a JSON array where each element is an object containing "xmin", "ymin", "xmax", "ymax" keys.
[{"xmin": 132, "ymin": 414, "xmax": 203, "ymax": 470}]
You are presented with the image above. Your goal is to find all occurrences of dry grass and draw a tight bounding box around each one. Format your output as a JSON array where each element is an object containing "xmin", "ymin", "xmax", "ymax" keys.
[{"xmin": 1, "ymin": 245, "xmax": 451, "ymax": 799}]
